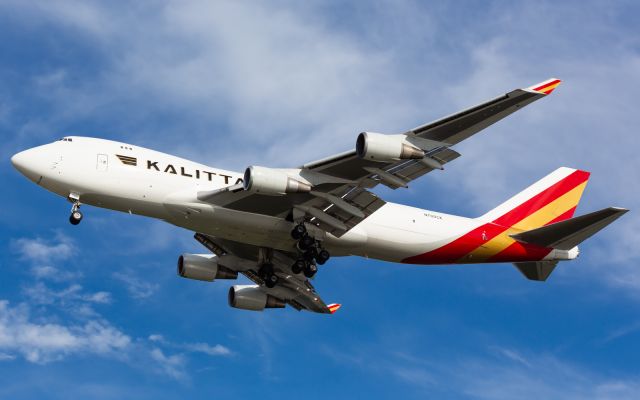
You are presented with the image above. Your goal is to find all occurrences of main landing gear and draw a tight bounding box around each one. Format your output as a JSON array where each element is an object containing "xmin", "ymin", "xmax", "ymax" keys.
[
  {"xmin": 68, "ymin": 194, "xmax": 83, "ymax": 225},
  {"xmin": 290, "ymin": 223, "xmax": 330, "ymax": 278},
  {"xmin": 258, "ymin": 263, "xmax": 279, "ymax": 288}
]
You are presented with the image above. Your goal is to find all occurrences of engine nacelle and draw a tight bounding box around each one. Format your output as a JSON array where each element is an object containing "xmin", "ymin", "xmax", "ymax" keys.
[
  {"xmin": 243, "ymin": 166, "xmax": 312, "ymax": 195},
  {"xmin": 356, "ymin": 132, "xmax": 424, "ymax": 162},
  {"xmin": 177, "ymin": 254, "xmax": 238, "ymax": 282},
  {"xmin": 228, "ymin": 285, "xmax": 286, "ymax": 311}
]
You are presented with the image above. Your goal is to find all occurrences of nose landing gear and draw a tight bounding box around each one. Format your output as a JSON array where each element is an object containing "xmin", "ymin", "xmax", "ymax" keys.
[
  {"xmin": 69, "ymin": 209, "xmax": 83, "ymax": 225},
  {"xmin": 68, "ymin": 194, "xmax": 83, "ymax": 225}
]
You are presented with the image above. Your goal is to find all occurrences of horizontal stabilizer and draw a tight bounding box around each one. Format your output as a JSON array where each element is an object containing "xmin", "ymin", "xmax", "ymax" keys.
[
  {"xmin": 510, "ymin": 207, "xmax": 629, "ymax": 250},
  {"xmin": 513, "ymin": 261, "xmax": 558, "ymax": 281}
]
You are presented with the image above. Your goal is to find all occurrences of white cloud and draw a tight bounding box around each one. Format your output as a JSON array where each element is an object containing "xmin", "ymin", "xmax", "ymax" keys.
[
  {"xmin": 147, "ymin": 333, "xmax": 231, "ymax": 357},
  {"xmin": 112, "ymin": 272, "xmax": 159, "ymax": 299},
  {"xmin": 149, "ymin": 348, "xmax": 187, "ymax": 382},
  {"xmin": 0, "ymin": 0, "xmax": 434, "ymax": 169},
  {"xmin": 0, "ymin": 300, "xmax": 130, "ymax": 364},
  {"xmin": 324, "ymin": 344, "xmax": 640, "ymax": 399},
  {"xmin": 23, "ymin": 282, "xmax": 112, "ymax": 306},
  {"xmin": 183, "ymin": 342, "xmax": 231, "ymax": 357},
  {"xmin": 148, "ymin": 334, "xmax": 164, "ymax": 343},
  {"xmin": 491, "ymin": 346, "xmax": 532, "ymax": 368},
  {"xmin": 458, "ymin": 348, "xmax": 640, "ymax": 400},
  {"xmin": 30, "ymin": 265, "xmax": 81, "ymax": 282},
  {"xmin": 0, "ymin": 299, "xmax": 230, "ymax": 380},
  {"xmin": 12, "ymin": 232, "xmax": 76, "ymax": 263}
]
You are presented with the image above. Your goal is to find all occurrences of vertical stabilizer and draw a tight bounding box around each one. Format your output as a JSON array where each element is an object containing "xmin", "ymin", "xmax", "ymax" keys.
[{"xmin": 480, "ymin": 167, "xmax": 590, "ymax": 230}]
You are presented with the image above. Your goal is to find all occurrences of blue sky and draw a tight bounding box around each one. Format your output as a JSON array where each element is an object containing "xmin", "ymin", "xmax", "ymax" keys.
[{"xmin": 1, "ymin": 1, "xmax": 639, "ymax": 398}]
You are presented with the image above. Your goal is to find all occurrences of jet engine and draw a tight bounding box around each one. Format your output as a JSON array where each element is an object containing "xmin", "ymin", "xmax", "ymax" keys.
[
  {"xmin": 228, "ymin": 285, "xmax": 286, "ymax": 311},
  {"xmin": 356, "ymin": 132, "xmax": 424, "ymax": 162},
  {"xmin": 177, "ymin": 253, "xmax": 238, "ymax": 281},
  {"xmin": 243, "ymin": 166, "xmax": 312, "ymax": 195}
]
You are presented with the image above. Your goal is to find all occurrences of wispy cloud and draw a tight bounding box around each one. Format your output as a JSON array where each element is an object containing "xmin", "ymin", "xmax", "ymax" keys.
[
  {"xmin": 0, "ymin": 293, "xmax": 232, "ymax": 381},
  {"xmin": 323, "ymin": 343, "xmax": 640, "ymax": 399},
  {"xmin": 112, "ymin": 272, "xmax": 159, "ymax": 299},
  {"xmin": 22, "ymin": 282, "xmax": 112, "ymax": 307},
  {"xmin": 149, "ymin": 348, "xmax": 187, "ymax": 382},
  {"xmin": 0, "ymin": 300, "xmax": 130, "ymax": 364},
  {"xmin": 12, "ymin": 232, "xmax": 76, "ymax": 263},
  {"xmin": 458, "ymin": 347, "xmax": 640, "ymax": 400},
  {"xmin": 4, "ymin": 231, "xmax": 230, "ymax": 381},
  {"xmin": 0, "ymin": 0, "xmax": 436, "ymax": 168},
  {"xmin": 148, "ymin": 334, "xmax": 232, "ymax": 357},
  {"xmin": 30, "ymin": 265, "xmax": 81, "ymax": 282},
  {"xmin": 601, "ymin": 321, "xmax": 640, "ymax": 344},
  {"xmin": 182, "ymin": 342, "xmax": 231, "ymax": 357}
]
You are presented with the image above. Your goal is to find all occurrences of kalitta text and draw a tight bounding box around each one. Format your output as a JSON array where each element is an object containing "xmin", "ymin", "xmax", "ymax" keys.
[{"xmin": 146, "ymin": 160, "xmax": 243, "ymax": 185}]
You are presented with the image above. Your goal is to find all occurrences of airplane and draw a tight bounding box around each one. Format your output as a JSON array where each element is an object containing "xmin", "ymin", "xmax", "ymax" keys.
[{"xmin": 10, "ymin": 78, "xmax": 628, "ymax": 314}]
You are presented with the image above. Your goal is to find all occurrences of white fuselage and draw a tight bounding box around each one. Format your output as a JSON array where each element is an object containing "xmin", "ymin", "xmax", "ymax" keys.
[{"xmin": 10, "ymin": 137, "xmax": 572, "ymax": 264}]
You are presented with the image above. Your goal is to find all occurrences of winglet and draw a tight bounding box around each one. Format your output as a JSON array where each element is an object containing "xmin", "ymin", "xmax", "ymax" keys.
[
  {"xmin": 526, "ymin": 78, "xmax": 562, "ymax": 95},
  {"xmin": 327, "ymin": 303, "xmax": 341, "ymax": 314}
]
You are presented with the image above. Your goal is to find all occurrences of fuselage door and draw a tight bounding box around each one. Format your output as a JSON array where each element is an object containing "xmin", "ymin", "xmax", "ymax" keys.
[{"xmin": 97, "ymin": 154, "xmax": 108, "ymax": 171}]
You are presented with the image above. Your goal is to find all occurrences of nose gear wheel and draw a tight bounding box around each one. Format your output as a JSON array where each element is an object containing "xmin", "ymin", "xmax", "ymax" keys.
[{"xmin": 69, "ymin": 197, "xmax": 83, "ymax": 225}]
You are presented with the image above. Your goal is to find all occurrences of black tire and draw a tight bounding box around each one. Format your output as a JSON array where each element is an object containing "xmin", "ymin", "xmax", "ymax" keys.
[
  {"xmin": 304, "ymin": 247, "xmax": 318, "ymax": 261},
  {"xmin": 265, "ymin": 273, "xmax": 279, "ymax": 288},
  {"xmin": 258, "ymin": 263, "xmax": 274, "ymax": 280},
  {"xmin": 297, "ymin": 234, "xmax": 315, "ymax": 251},
  {"xmin": 291, "ymin": 224, "xmax": 306, "ymax": 240},
  {"xmin": 69, "ymin": 211, "xmax": 82, "ymax": 225},
  {"xmin": 303, "ymin": 263, "xmax": 317, "ymax": 278},
  {"xmin": 291, "ymin": 259, "xmax": 305, "ymax": 274},
  {"xmin": 316, "ymin": 249, "xmax": 330, "ymax": 265}
]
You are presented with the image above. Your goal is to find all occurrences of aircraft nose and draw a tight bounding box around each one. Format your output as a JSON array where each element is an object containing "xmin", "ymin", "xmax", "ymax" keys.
[
  {"xmin": 11, "ymin": 147, "xmax": 46, "ymax": 183},
  {"xmin": 11, "ymin": 150, "xmax": 27, "ymax": 169}
]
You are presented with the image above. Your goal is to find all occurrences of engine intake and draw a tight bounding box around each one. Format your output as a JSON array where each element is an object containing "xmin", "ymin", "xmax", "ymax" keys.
[
  {"xmin": 177, "ymin": 254, "xmax": 238, "ymax": 281},
  {"xmin": 228, "ymin": 285, "xmax": 286, "ymax": 311},
  {"xmin": 243, "ymin": 166, "xmax": 311, "ymax": 195},
  {"xmin": 356, "ymin": 132, "xmax": 424, "ymax": 162}
]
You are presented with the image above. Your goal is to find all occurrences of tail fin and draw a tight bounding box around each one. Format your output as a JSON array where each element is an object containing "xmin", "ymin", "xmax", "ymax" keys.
[{"xmin": 480, "ymin": 167, "xmax": 590, "ymax": 230}]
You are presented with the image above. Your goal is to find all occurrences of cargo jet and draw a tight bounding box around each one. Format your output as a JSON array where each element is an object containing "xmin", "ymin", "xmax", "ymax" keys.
[{"xmin": 11, "ymin": 78, "xmax": 628, "ymax": 314}]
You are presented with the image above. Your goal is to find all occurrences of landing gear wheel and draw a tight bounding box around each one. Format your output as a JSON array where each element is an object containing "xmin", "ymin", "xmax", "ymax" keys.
[
  {"xmin": 316, "ymin": 249, "xmax": 330, "ymax": 265},
  {"xmin": 265, "ymin": 273, "xmax": 279, "ymax": 288},
  {"xmin": 297, "ymin": 234, "xmax": 315, "ymax": 251},
  {"xmin": 69, "ymin": 195, "xmax": 82, "ymax": 226},
  {"xmin": 291, "ymin": 259, "xmax": 305, "ymax": 274},
  {"xmin": 303, "ymin": 263, "xmax": 318, "ymax": 278},
  {"xmin": 303, "ymin": 247, "xmax": 318, "ymax": 262},
  {"xmin": 258, "ymin": 263, "xmax": 273, "ymax": 279},
  {"xmin": 291, "ymin": 223, "xmax": 307, "ymax": 240},
  {"xmin": 69, "ymin": 210, "xmax": 83, "ymax": 225}
]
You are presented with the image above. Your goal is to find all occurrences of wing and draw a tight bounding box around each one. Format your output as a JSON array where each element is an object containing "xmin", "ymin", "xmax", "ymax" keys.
[
  {"xmin": 302, "ymin": 78, "xmax": 561, "ymax": 179},
  {"xmin": 203, "ymin": 79, "xmax": 561, "ymax": 236},
  {"xmin": 194, "ymin": 233, "xmax": 340, "ymax": 314}
]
